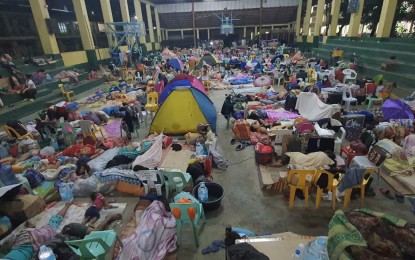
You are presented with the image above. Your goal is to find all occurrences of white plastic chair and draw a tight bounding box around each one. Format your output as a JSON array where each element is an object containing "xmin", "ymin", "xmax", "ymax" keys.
[
  {"xmin": 139, "ymin": 170, "xmax": 164, "ymax": 196},
  {"xmin": 134, "ymin": 71, "xmax": 142, "ymax": 83},
  {"xmin": 334, "ymin": 127, "xmax": 346, "ymax": 154},
  {"xmin": 343, "ymin": 69, "xmax": 357, "ymax": 84},
  {"xmin": 272, "ymin": 70, "xmax": 284, "ymax": 86},
  {"xmin": 341, "ymin": 86, "xmax": 358, "ymax": 111}
]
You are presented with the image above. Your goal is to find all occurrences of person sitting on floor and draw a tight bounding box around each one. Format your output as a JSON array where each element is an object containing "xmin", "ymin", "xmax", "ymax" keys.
[
  {"xmin": 8, "ymin": 73, "xmax": 24, "ymax": 94},
  {"xmin": 0, "ymin": 53, "xmax": 19, "ymax": 74},
  {"xmin": 321, "ymin": 75, "xmax": 332, "ymax": 88},
  {"xmin": 21, "ymin": 74, "xmax": 37, "ymax": 101},
  {"xmin": 31, "ymin": 69, "xmax": 46, "ymax": 86}
]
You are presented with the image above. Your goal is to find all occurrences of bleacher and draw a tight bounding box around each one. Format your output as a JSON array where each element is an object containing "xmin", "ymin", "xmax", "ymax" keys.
[
  {"xmin": 312, "ymin": 37, "xmax": 415, "ymax": 97},
  {"xmin": 0, "ymin": 56, "xmax": 106, "ymax": 125}
]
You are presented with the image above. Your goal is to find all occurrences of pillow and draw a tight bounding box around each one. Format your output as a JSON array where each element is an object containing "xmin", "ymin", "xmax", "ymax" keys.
[
  {"xmin": 88, "ymin": 147, "xmax": 121, "ymax": 173},
  {"xmin": 116, "ymin": 181, "xmax": 144, "ymax": 196}
]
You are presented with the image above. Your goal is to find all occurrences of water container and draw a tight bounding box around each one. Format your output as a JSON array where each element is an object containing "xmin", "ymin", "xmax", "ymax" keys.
[
  {"xmin": 50, "ymin": 138, "xmax": 59, "ymax": 151},
  {"xmin": 38, "ymin": 245, "xmax": 56, "ymax": 260},
  {"xmin": 302, "ymin": 236, "xmax": 329, "ymax": 260},
  {"xmin": 198, "ymin": 182, "xmax": 208, "ymax": 202},
  {"xmin": 0, "ymin": 142, "xmax": 8, "ymax": 159},
  {"xmin": 292, "ymin": 243, "xmax": 305, "ymax": 259},
  {"xmin": 59, "ymin": 182, "xmax": 74, "ymax": 202}
]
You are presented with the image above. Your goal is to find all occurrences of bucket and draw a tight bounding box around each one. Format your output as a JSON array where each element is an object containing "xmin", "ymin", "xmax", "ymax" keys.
[{"xmin": 192, "ymin": 182, "xmax": 224, "ymax": 212}]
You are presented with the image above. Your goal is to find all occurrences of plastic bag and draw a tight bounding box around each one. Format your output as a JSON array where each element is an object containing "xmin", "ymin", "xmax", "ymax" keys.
[{"xmin": 196, "ymin": 143, "xmax": 207, "ymax": 156}]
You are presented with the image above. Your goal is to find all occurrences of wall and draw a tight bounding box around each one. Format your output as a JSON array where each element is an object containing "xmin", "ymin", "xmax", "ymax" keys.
[
  {"xmin": 61, "ymin": 51, "xmax": 88, "ymax": 67},
  {"xmin": 157, "ymin": 0, "xmax": 298, "ymax": 13},
  {"xmin": 95, "ymin": 48, "xmax": 111, "ymax": 60}
]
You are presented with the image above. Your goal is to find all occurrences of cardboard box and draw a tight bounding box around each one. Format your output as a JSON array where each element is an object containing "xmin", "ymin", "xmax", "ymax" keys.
[
  {"xmin": 2, "ymin": 195, "xmax": 45, "ymax": 221},
  {"xmin": 269, "ymin": 129, "xmax": 293, "ymax": 144}
]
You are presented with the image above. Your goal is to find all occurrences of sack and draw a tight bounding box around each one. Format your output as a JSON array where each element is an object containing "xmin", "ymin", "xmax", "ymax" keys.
[
  {"xmin": 24, "ymin": 169, "xmax": 45, "ymax": 188},
  {"xmin": 6, "ymin": 120, "xmax": 27, "ymax": 137},
  {"xmin": 368, "ymin": 145, "xmax": 391, "ymax": 166},
  {"xmin": 350, "ymin": 140, "xmax": 368, "ymax": 154},
  {"xmin": 210, "ymin": 148, "xmax": 229, "ymax": 170},
  {"xmin": 284, "ymin": 94, "xmax": 297, "ymax": 112},
  {"xmin": 345, "ymin": 120, "xmax": 363, "ymax": 141},
  {"xmin": 295, "ymin": 121, "xmax": 314, "ymax": 134},
  {"xmin": 232, "ymin": 120, "xmax": 251, "ymax": 141},
  {"xmin": 162, "ymin": 136, "xmax": 173, "ymax": 149}
]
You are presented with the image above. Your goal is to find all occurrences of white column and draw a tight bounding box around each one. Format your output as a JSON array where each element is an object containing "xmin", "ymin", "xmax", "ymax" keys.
[
  {"xmin": 196, "ymin": 29, "xmax": 200, "ymax": 39},
  {"xmin": 181, "ymin": 30, "xmax": 184, "ymax": 39},
  {"xmin": 243, "ymin": 27, "xmax": 246, "ymax": 38},
  {"xmin": 207, "ymin": 29, "xmax": 210, "ymax": 39}
]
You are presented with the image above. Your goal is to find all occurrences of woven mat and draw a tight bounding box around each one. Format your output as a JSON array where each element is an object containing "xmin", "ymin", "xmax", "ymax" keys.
[
  {"xmin": 160, "ymin": 146, "xmax": 194, "ymax": 172},
  {"xmin": 381, "ymin": 166, "xmax": 414, "ymax": 195}
]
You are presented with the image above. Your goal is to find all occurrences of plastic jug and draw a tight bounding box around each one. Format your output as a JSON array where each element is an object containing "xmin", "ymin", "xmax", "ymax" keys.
[
  {"xmin": 198, "ymin": 182, "xmax": 208, "ymax": 202},
  {"xmin": 50, "ymin": 138, "xmax": 59, "ymax": 151},
  {"xmin": 38, "ymin": 245, "xmax": 56, "ymax": 260},
  {"xmin": 292, "ymin": 243, "xmax": 305, "ymax": 259},
  {"xmin": 0, "ymin": 142, "xmax": 8, "ymax": 159},
  {"xmin": 302, "ymin": 236, "xmax": 329, "ymax": 260},
  {"xmin": 59, "ymin": 182, "xmax": 74, "ymax": 202}
]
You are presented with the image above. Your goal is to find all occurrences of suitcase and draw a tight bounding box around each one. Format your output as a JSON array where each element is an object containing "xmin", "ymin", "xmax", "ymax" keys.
[
  {"xmin": 284, "ymin": 94, "xmax": 298, "ymax": 111},
  {"xmin": 327, "ymin": 92, "xmax": 342, "ymax": 104}
]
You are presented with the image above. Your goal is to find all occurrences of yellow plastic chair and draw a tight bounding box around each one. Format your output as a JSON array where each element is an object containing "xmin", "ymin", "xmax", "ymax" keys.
[
  {"xmin": 343, "ymin": 168, "xmax": 376, "ymax": 208},
  {"xmin": 287, "ymin": 169, "xmax": 316, "ymax": 209},
  {"xmin": 145, "ymin": 92, "xmax": 159, "ymax": 116},
  {"xmin": 78, "ymin": 120, "xmax": 105, "ymax": 141},
  {"xmin": 125, "ymin": 70, "xmax": 135, "ymax": 82},
  {"xmin": 58, "ymin": 84, "xmax": 74, "ymax": 102},
  {"xmin": 313, "ymin": 170, "xmax": 338, "ymax": 210},
  {"xmin": 2, "ymin": 125, "xmax": 34, "ymax": 140}
]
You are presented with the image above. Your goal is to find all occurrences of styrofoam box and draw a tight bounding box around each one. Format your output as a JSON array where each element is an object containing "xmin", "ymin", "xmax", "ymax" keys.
[{"xmin": 269, "ymin": 129, "xmax": 293, "ymax": 144}]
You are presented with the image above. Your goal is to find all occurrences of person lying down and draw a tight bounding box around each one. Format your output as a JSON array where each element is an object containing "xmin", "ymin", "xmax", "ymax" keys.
[{"xmin": 272, "ymin": 150, "xmax": 337, "ymax": 169}]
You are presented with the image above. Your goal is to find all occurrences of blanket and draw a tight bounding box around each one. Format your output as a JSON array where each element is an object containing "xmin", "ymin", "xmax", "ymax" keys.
[
  {"xmin": 338, "ymin": 168, "xmax": 366, "ymax": 192},
  {"xmin": 117, "ymin": 201, "xmax": 177, "ymax": 260},
  {"xmin": 102, "ymin": 119, "xmax": 122, "ymax": 137},
  {"xmin": 264, "ymin": 108, "xmax": 300, "ymax": 121},
  {"xmin": 132, "ymin": 135, "xmax": 164, "ymax": 169},
  {"xmin": 295, "ymin": 92, "xmax": 341, "ymax": 121},
  {"xmin": 328, "ymin": 209, "xmax": 411, "ymax": 260}
]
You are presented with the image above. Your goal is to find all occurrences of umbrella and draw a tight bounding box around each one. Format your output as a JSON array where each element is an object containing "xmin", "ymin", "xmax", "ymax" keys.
[
  {"xmin": 381, "ymin": 99, "xmax": 414, "ymax": 120},
  {"xmin": 253, "ymin": 76, "xmax": 272, "ymax": 87}
]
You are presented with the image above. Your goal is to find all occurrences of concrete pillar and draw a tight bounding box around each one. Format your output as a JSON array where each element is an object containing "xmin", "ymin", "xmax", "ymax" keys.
[
  {"xmin": 207, "ymin": 29, "xmax": 210, "ymax": 39},
  {"xmin": 377, "ymin": 0, "xmax": 398, "ymax": 38},
  {"xmin": 133, "ymin": 0, "xmax": 146, "ymax": 43},
  {"xmin": 302, "ymin": 0, "xmax": 312, "ymax": 36},
  {"xmin": 146, "ymin": 4, "xmax": 155, "ymax": 43},
  {"xmin": 243, "ymin": 27, "xmax": 247, "ymax": 38},
  {"xmin": 165, "ymin": 30, "xmax": 169, "ymax": 40},
  {"xmin": 348, "ymin": 0, "xmax": 364, "ymax": 37},
  {"xmin": 100, "ymin": 0, "xmax": 114, "ymax": 46},
  {"xmin": 155, "ymin": 8, "xmax": 162, "ymax": 42},
  {"xmin": 28, "ymin": 0, "xmax": 60, "ymax": 54},
  {"xmin": 120, "ymin": 0, "xmax": 130, "ymax": 22},
  {"xmin": 196, "ymin": 29, "xmax": 200, "ymax": 39},
  {"xmin": 72, "ymin": 0, "xmax": 94, "ymax": 50},
  {"xmin": 254, "ymin": 26, "xmax": 257, "ymax": 35},
  {"xmin": 328, "ymin": 0, "xmax": 341, "ymax": 36},
  {"xmin": 295, "ymin": 0, "xmax": 303, "ymax": 36},
  {"xmin": 181, "ymin": 30, "xmax": 184, "ymax": 39},
  {"xmin": 313, "ymin": 0, "xmax": 325, "ymax": 36}
]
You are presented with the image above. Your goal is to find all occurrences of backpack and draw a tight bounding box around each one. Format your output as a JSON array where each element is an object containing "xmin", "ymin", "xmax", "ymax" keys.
[
  {"xmin": 23, "ymin": 169, "xmax": 45, "ymax": 188},
  {"xmin": 345, "ymin": 120, "xmax": 363, "ymax": 141},
  {"xmin": 6, "ymin": 121, "xmax": 27, "ymax": 137},
  {"xmin": 284, "ymin": 94, "xmax": 297, "ymax": 112}
]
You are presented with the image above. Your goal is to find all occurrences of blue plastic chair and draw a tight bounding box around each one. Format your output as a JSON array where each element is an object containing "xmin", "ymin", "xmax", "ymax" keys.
[
  {"xmin": 65, "ymin": 230, "xmax": 121, "ymax": 260},
  {"xmin": 170, "ymin": 201, "xmax": 206, "ymax": 247}
]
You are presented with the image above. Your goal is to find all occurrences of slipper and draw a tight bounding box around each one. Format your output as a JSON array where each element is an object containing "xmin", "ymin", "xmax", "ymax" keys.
[
  {"xmin": 235, "ymin": 144, "xmax": 244, "ymax": 151},
  {"xmin": 379, "ymin": 188, "xmax": 394, "ymax": 200},
  {"xmin": 202, "ymin": 245, "xmax": 219, "ymax": 254},
  {"xmin": 212, "ymin": 240, "xmax": 226, "ymax": 249},
  {"xmin": 395, "ymin": 192, "xmax": 405, "ymax": 203},
  {"xmin": 230, "ymin": 139, "xmax": 236, "ymax": 145}
]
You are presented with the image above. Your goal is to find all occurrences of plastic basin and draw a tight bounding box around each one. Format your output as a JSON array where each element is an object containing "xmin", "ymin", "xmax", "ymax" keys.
[{"xmin": 192, "ymin": 182, "xmax": 224, "ymax": 212}]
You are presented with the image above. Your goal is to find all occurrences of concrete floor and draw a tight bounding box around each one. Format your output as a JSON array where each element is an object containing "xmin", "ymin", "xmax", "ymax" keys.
[{"xmin": 18, "ymin": 83, "xmax": 415, "ymax": 259}]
